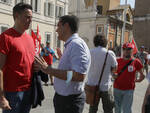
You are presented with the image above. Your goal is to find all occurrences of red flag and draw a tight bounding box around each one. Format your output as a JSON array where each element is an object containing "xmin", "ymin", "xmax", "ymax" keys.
[
  {"xmin": 36, "ymin": 25, "xmax": 41, "ymax": 53},
  {"xmin": 131, "ymin": 39, "xmax": 138, "ymax": 55},
  {"xmin": 31, "ymin": 30, "xmax": 36, "ymax": 46},
  {"xmin": 31, "ymin": 29, "xmax": 41, "ymax": 55}
]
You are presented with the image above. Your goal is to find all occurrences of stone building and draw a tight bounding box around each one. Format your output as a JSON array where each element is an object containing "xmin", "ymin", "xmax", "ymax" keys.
[
  {"xmin": 133, "ymin": 0, "xmax": 150, "ymax": 49},
  {"xmin": 68, "ymin": 0, "xmax": 133, "ymax": 54}
]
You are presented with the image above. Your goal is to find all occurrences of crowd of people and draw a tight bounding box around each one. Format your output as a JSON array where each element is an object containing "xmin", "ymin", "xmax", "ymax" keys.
[{"xmin": 0, "ymin": 2, "xmax": 150, "ymax": 113}]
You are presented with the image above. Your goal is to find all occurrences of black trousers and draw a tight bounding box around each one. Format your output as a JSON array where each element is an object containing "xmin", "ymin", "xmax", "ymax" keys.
[
  {"xmin": 145, "ymin": 95, "xmax": 150, "ymax": 113},
  {"xmin": 53, "ymin": 92, "xmax": 85, "ymax": 113}
]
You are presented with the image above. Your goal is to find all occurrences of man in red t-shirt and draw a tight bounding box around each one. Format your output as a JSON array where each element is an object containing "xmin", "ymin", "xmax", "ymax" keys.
[
  {"xmin": 0, "ymin": 3, "xmax": 35, "ymax": 113},
  {"xmin": 113, "ymin": 42, "xmax": 145, "ymax": 113}
]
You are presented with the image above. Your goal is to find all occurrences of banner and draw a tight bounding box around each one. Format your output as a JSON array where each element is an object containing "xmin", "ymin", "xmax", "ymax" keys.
[
  {"xmin": 131, "ymin": 39, "xmax": 138, "ymax": 55},
  {"xmin": 31, "ymin": 25, "xmax": 41, "ymax": 55}
]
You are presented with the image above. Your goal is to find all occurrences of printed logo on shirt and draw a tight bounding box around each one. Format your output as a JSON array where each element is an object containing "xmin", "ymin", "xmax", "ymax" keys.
[{"xmin": 128, "ymin": 65, "xmax": 134, "ymax": 72}]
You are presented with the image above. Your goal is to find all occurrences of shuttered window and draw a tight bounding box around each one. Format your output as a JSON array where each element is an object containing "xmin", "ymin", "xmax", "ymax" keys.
[{"xmin": 44, "ymin": 2, "xmax": 54, "ymax": 17}]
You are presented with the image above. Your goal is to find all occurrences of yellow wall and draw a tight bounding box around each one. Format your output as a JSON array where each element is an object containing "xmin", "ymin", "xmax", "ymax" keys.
[{"xmin": 97, "ymin": 0, "xmax": 120, "ymax": 15}]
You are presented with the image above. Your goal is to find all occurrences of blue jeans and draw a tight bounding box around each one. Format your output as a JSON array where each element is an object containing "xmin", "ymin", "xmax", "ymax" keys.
[
  {"xmin": 3, "ymin": 90, "xmax": 31, "ymax": 113},
  {"xmin": 114, "ymin": 88, "xmax": 134, "ymax": 113}
]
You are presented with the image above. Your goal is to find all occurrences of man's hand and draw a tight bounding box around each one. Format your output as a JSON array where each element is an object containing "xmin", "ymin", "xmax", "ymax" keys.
[
  {"xmin": 34, "ymin": 56, "xmax": 49, "ymax": 73},
  {"xmin": 56, "ymin": 48, "xmax": 62, "ymax": 60},
  {"xmin": 0, "ymin": 96, "xmax": 11, "ymax": 110},
  {"xmin": 135, "ymin": 70, "xmax": 145, "ymax": 82}
]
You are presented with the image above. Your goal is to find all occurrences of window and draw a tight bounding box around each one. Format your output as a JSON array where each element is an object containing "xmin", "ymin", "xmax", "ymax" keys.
[
  {"xmin": 55, "ymin": 33, "xmax": 61, "ymax": 48},
  {"xmin": 45, "ymin": 33, "xmax": 51, "ymax": 43},
  {"xmin": 98, "ymin": 27, "xmax": 102, "ymax": 33},
  {"xmin": 44, "ymin": 2, "xmax": 54, "ymax": 17},
  {"xmin": 56, "ymin": 38, "xmax": 61, "ymax": 48},
  {"xmin": 15, "ymin": 0, "xmax": 25, "ymax": 4},
  {"xmin": 1, "ymin": 0, "xmax": 7, "ymax": 2},
  {"xmin": 31, "ymin": 0, "xmax": 40, "ymax": 13},
  {"xmin": 58, "ymin": 0, "xmax": 65, "ymax": 2},
  {"xmin": 126, "ymin": 14, "xmax": 130, "ymax": 22},
  {"xmin": 109, "ymin": 40, "xmax": 112, "ymax": 48},
  {"xmin": 0, "ymin": 0, "xmax": 11, "ymax": 4},
  {"xmin": 55, "ymin": 6, "xmax": 64, "ymax": 17},
  {"xmin": 0, "ymin": 25, "xmax": 8, "ymax": 33},
  {"xmin": 96, "ymin": 5, "xmax": 103, "ymax": 15},
  {"xmin": 96, "ymin": 25, "xmax": 103, "ymax": 34},
  {"xmin": 110, "ymin": 23, "xmax": 115, "ymax": 30}
]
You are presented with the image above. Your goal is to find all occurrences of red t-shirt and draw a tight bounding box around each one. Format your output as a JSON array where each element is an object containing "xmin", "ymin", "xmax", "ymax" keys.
[
  {"xmin": 43, "ymin": 54, "xmax": 53, "ymax": 65},
  {"xmin": 0, "ymin": 28, "xmax": 35, "ymax": 92},
  {"xmin": 114, "ymin": 57, "xmax": 143, "ymax": 90}
]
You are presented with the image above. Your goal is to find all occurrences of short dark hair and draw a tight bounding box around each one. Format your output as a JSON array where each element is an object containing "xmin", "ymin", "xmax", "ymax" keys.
[
  {"xmin": 59, "ymin": 15, "xmax": 79, "ymax": 33},
  {"xmin": 13, "ymin": 2, "xmax": 32, "ymax": 20},
  {"xmin": 93, "ymin": 34, "xmax": 107, "ymax": 47}
]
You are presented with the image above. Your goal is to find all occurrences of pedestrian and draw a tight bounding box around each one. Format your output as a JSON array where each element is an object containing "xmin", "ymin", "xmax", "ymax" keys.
[
  {"xmin": 35, "ymin": 15, "xmax": 91, "ymax": 113},
  {"xmin": 137, "ymin": 46, "xmax": 148, "ymax": 74},
  {"xmin": 40, "ymin": 43, "xmax": 52, "ymax": 86},
  {"xmin": 87, "ymin": 34, "xmax": 118, "ymax": 113},
  {"xmin": 0, "ymin": 3, "xmax": 35, "ymax": 113},
  {"xmin": 114, "ymin": 42, "xmax": 145, "ymax": 113},
  {"xmin": 142, "ymin": 57, "xmax": 150, "ymax": 113},
  {"xmin": 45, "ymin": 41, "xmax": 58, "ymax": 85}
]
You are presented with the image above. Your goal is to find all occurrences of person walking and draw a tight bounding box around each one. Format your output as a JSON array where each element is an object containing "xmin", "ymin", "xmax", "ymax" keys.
[
  {"xmin": 45, "ymin": 41, "xmax": 58, "ymax": 85},
  {"xmin": 0, "ymin": 3, "xmax": 35, "ymax": 113},
  {"xmin": 114, "ymin": 42, "xmax": 145, "ymax": 113},
  {"xmin": 35, "ymin": 15, "xmax": 91, "ymax": 113},
  {"xmin": 87, "ymin": 34, "xmax": 118, "ymax": 113},
  {"xmin": 137, "ymin": 46, "xmax": 148, "ymax": 74}
]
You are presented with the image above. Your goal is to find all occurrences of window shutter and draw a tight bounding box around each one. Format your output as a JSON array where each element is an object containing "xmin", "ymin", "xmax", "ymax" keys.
[
  {"xmin": 50, "ymin": 3, "xmax": 54, "ymax": 17},
  {"xmin": 37, "ymin": 0, "xmax": 41, "ymax": 13},
  {"xmin": 61, "ymin": 7, "xmax": 64, "ymax": 16},
  {"xmin": 57, "ymin": 6, "xmax": 59, "ymax": 17},
  {"xmin": 55, "ymin": 6, "xmax": 57, "ymax": 17},
  {"xmin": 44, "ymin": 2, "xmax": 48, "ymax": 16}
]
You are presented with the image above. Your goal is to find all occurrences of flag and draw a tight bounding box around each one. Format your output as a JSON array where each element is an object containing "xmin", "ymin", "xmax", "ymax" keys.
[
  {"xmin": 36, "ymin": 25, "xmax": 41, "ymax": 54},
  {"xmin": 131, "ymin": 39, "xmax": 138, "ymax": 55},
  {"xmin": 31, "ymin": 27, "xmax": 41, "ymax": 55},
  {"xmin": 31, "ymin": 30, "xmax": 36, "ymax": 46}
]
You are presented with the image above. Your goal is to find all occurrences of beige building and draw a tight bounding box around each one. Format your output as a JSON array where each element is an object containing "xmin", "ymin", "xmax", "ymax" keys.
[
  {"xmin": 133, "ymin": 0, "xmax": 150, "ymax": 49},
  {"xmin": 0, "ymin": 0, "xmax": 69, "ymax": 50},
  {"xmin": 69, "ymin": 0, "xmax": 133, "ymax": 56}
]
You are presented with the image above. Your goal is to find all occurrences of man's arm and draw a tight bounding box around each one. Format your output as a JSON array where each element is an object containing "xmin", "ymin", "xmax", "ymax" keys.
[
  {"xmin": 135, "ymin": 69, "xmax": 145, "ymax": 82},
  {"xmin": 142, "ymin": 84, "xmax": 150, "ymax": 113},
  {"xmin": 0, "ymin": 53, "xmax": 11, "ymax": 110},
  {"xmin": 45, "ymin": 66, "xmax": 85, "ymax": 82},
  {"xmin": 111, "ymin": 66, "xmax": 118, "ymax": 79}
]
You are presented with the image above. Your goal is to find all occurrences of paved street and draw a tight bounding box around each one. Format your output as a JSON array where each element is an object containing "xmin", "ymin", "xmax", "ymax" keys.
[
  {"xmin": 0, "ymin": 78, "xmax": 148, "ymax": 113},
  {"xmin": 0, "ymin": 62, "xmax": 148, "ymax": 113},
  {"xmin": 31, "ymin": 79, "xmax": 148, "ymax": 113}
]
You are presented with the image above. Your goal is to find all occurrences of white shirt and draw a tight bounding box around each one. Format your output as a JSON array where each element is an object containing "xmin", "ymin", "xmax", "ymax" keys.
[
  {"xmin": 146, "ymin": 71, "xmax": 150, "ymax": 83},
  {"xmin": 87, "ymin": 46, "xmax": 118, "ymax": 91},
  {"xmin": 54, "ymin": 33, "xmax": 91, "ymax": 96}
]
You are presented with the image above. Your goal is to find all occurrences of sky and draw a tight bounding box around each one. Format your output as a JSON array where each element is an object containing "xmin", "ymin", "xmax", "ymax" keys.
[{"xmin": 120, "ymin": 0, "xmax": 135, "ymax": 8}]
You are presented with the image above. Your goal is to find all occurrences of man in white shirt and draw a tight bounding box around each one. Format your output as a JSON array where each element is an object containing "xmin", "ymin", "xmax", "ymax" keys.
[
  {"xmin": 142, "ymin": 55, "xmax": 150, "ymax": 113},
  {"xmin": 87, "ymin": 34, "xmax": 118, "ymax": 113}
]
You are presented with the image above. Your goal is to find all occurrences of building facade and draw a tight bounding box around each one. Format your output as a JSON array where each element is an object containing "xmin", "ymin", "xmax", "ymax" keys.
[
  {"xmin": 0, "ymin": 0, "xmax": 68, "ymax": 50},
  {"xmin": 133, "ymin": 0, "xmax": 150, "ymax": 49},
  {"xmin": 69, "ymin": 0, "xmax": 133, "ymax": 56}
]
